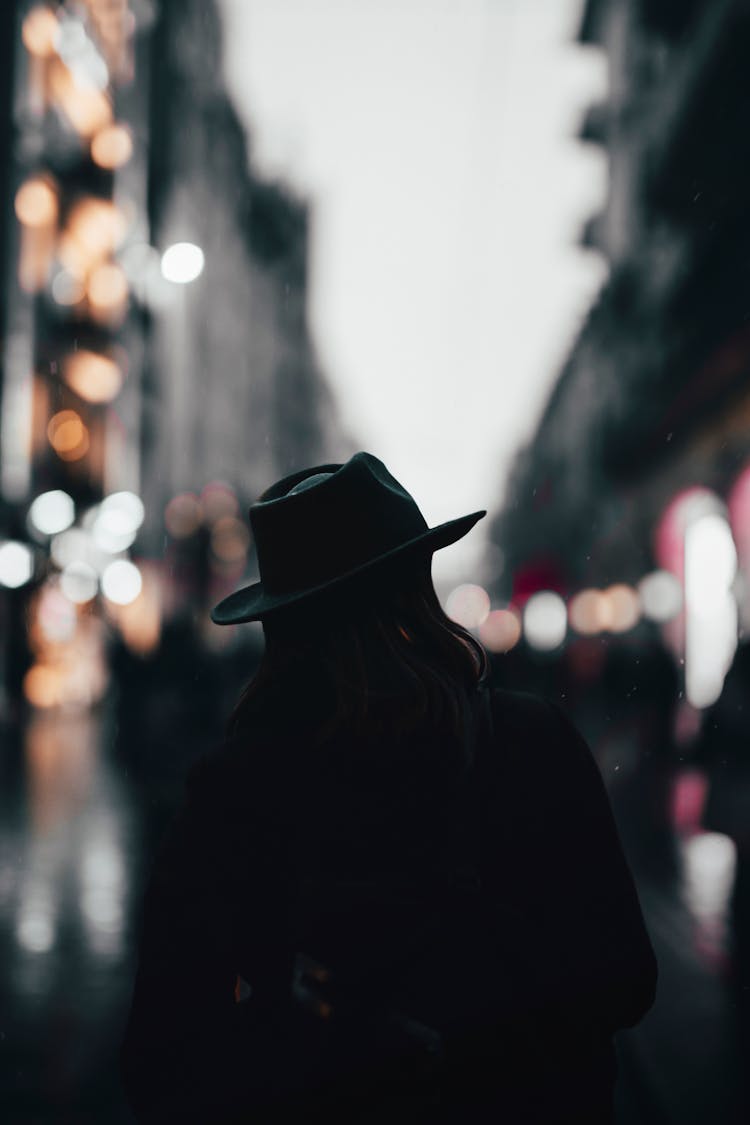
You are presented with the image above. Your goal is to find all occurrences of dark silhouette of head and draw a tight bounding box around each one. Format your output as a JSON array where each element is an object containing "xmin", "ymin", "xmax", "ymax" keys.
[{"xmin": 226, "ymin": 554, "xmax": 487, "ymax": 748}]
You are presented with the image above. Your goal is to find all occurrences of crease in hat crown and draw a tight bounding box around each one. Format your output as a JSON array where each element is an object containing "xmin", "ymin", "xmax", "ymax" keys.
[{"xmin": 209, "ymin": 451, "xmax": 486, "ymax": 625}]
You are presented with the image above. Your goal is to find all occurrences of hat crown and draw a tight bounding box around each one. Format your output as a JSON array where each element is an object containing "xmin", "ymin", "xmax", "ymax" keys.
[{"xmin": 250, "ymin": 452, "xmax": 429, "ymax": 596}]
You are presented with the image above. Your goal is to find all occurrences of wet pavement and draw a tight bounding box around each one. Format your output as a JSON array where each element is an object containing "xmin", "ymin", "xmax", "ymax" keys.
[{"xmin": 0, "ymin": 699, "xmax": 745, "ymax": 1123}]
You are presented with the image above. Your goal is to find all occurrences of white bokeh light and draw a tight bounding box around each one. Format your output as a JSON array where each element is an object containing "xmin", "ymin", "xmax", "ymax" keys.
[
  {"xmin": 101, "ymin": 559, "xmax": 142, "ymax": 604},
  {"xmin": 16, "ymin": 902, "xmax": 55, "ymax": 954},
  {"xmin": 160, "ymin": 242, "xmax": 205, "ymax": 284},
  {"xmin": 51, "ymin": 527, "xmax": 107, "ymax": 572},
  {"xmin": 523, "ymin": 591, "xmax": 567, "ymax": 651},
  {"xmin": 101, "ymin": 491, "xmax": 145, "ymax": 531},
  {"xmin": 0, "ymin": 540, "xmax": 34, "ymax": 588},
  {"xmin": 680, "ymin": 831, "xmax": 736, "ymax": 960},
  {"xmin": 684, "ymin": 513, "xmax": 738, "ymax": 709},
  {"xmin": 638, "ymin": 569, "xmax": 683, "ymax": 623},
  {"xmin": 91, "ymin": 491, "xmax": 144, "ymax": 553},
  {"xmin": 60, "ymin": 561, "xmax": 99, "ymax": 604},
  {"xmin": 445, "ymin": 583, "xmax": 491, "ymax": 630},
  {"xmin": 684, "ymin": 514, "xmax": 737, "ymax": 616},
  {"xmin": 28, "ymin": 489, "xmax": 75, "ymax": 535}
]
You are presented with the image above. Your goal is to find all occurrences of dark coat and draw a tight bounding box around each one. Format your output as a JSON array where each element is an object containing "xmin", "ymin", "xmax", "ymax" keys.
[{"xmin": 120, "ymin": 685, "xmax": 657, "ymax": 1124}]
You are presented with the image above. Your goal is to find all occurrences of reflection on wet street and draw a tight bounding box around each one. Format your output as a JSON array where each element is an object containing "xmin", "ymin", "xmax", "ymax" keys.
[
  {"xmin": 0, "ymin": 686, "xmax": 746, "ymax": 1124},
  {"xmin": 0, "ymin": 704, "xmax": 141, "ymax": 1123}
]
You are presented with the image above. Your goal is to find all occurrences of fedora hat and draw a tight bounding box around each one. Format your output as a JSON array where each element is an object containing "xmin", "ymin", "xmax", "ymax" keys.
[{"xmin": 209, "ymin": 451, "xmax": 486, "ymax": 625}]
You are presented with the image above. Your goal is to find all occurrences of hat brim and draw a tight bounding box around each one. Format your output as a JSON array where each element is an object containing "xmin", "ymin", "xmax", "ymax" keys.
[{"xmin": 209, "ymin": 510, "xmax": 486, "ymax": 625}]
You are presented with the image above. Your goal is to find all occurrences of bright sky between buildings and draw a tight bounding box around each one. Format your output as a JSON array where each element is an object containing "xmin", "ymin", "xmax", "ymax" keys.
[{"xmin": 219, "ymin": 0, "xmax": 608, "ymax": 592}]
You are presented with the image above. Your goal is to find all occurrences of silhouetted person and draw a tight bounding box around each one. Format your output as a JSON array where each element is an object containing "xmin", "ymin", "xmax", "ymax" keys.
[{"xmin": 120, "ymin": 452, "xmax": 657, "ymax": 1123}]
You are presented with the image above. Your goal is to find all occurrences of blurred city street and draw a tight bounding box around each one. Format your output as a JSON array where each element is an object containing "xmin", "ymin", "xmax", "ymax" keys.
[{"xmin": 2, "ymin": 0, "xmax": 750, "ymax": 1120}]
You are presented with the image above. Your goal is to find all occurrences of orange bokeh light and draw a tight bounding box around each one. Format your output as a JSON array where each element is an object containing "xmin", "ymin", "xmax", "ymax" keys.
[
  {"xmin": 23, "ymin": 664, "xmax": 63, "ymax": 709},
  {"xmin": 15, "ymin": 177, "xmax": 58, "ymax": 227},
  {"xmin": 87, "ymin": 262, "xmax": 129, "ymax": 314},
  {"xmin": 63, "ymin": 350, "xmax": 124, "ymax": 403},
  {"xmin": 22, "ymin": 7, "xmax": 59, "ymax": 59},
  {"xmin": 48, "ymin": 59, "xmax": 112, "ymax": 138},
  {"xmin": 603, "ymin": 584, "xmax": 641, "ymax": 633},
  {"xmin": 478, "ymin": 608, "xmax": 522, "ymax": 653},
  {"xmin": 165, "ymin": 493, "xmax": 203, "ymax": 538},
  {"xmin": 91, "ymin": 123, "xmax": 133, "ymax": 169},
  {"xmin": 47, "ymin": 410, "xmax": 90, "ymax": 461},
  {"xmin": 210, "ymin": 517, "xmax": 250, "ymax": 563},
  {"xmin": 201, "ymin": 481, "xmax": 239, "ymax": 522},
  {"xmin": 568, "ymin": 588, "xmax": 608, "ymax": 635},
  {"xmin": 59, "ymin": 197, "xmax": 126, "ymax": 277}
]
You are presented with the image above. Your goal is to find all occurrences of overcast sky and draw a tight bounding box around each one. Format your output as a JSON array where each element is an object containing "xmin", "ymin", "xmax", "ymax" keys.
[{"xmin": 218, "ymin": 0, "xmax": 607, "ymax": 592}]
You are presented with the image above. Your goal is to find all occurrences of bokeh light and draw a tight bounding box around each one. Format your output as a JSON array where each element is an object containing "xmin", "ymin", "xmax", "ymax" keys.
[
  {"xmin": 160, "ymin": 242, "xmax": 205, "ymax": 283},
  {"xmin": 14, "ymin": 178, "xmax": 58, "ymax": 228},
  {"xmin": 101, "ymin": 491, "xmax": 144, "ymax": 532},
  {"xmin": 47, "ymin": 409, "xmax": 90, "ymax": 461},
  {"xmin": 90, "ymin": 122, "xmax": 133, "ymax": 169},
  {"xmin": 523, "ymin": 590, "xmax": 567, "ymax": 651},
  {"xmin": 684, "ymin": 512, "xmax": 738, "ymax": 709},
  {"xmin": 210, "ymin": 516, "xmax": 250, "ymax": 563},
  {"xmin": 568, "ymin": 588, "xmax": 607, "ymax": 635},
  {"xmin": 101, "ymin": 559, "xmax": 142, "ymax": 605},
  {"xmin": 684, "ymin": 513, "xmax": 737, "ymax": 616},
  {"xmin": 0, "ymin": 541, "xmax": 35, "ymax": 588},
  {"xmin": 164, "ymin": 492, "xmax": 203, "ymax": 537},
  {"xmin": 16, "ymin": 889, "xmax": 56, "ymax": 951},
  {"xmin": 51, "ymin": 527, "xmax": 104, "ymax": 571},
  {"xmin": 478, "ymin": 608, "xmax": 521, "ymax": 653},
  {"xmin": 87, "ymin": 261, "xmax": 129, "ymax": 317},
  {"xmin": 638, "ymin": 569, "xmax": 683, "ymax": 623},
  {"xmin": 680, "ymin": 830, "xmax": 737, "ymax": 934},
  {"xmin": 201, "ymin": 480, "xmax": 239, "ymax": 521},
  {"xmin": 28, "ymin": 490, "xmax": 75, "ymax": 536},
  {"xmin": 60, "ymin": 561, "xmax": 98, "ymax": 604},
  {"xmin": 51, "ymin": 269, "xmax": 86, "ymax": 306},
  {"xmin": 90, "ymin": 492, "xmax": 144, "ymax": 553},
  {"xmin": 21, "ymin": 6, "xmax": 59, "ymax": 58},
  {"xmin": 445, "ymin": 584, "xmax": 491, "ymax": 630},
  {"xmin": 63, "ymin": 349, "xmax": 124, "ymax": 403},
  {"xmin": 602, "ymin": 584, "xmax": 641, "ymax": 633},
  {"xmin": 59, "ymin": 198, "xmax": 126, "ymax": 278},
  {"xmin": 37, "ymin": 583, "xmax": 77, "ymax": 643},
  {"xmin": 655, "ymin": 487, "xmax": 723, "ymax": 579},
  {"xmin": 108, "ymin": 561, "xmax": 162, "ymax": 657},
  {"xmin": 47, "ymin": 58, "xmax": 113, "ymax": 138}
]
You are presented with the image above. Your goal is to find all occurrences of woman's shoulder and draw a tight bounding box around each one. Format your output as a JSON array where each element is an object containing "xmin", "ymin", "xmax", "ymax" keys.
[
  {"xmin": 182, "ymin": 727, "xmax": 289, "ymax": 825},
  {"xmin": 484, "ymin": 687, "xmax": 598, "ymax": 784},
  {"xmin": 487, "ymin": 686, "xmax": 575, "ymax": 735}
]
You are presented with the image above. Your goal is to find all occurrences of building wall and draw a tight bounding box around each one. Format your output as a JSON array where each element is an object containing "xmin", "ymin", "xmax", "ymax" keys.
[
  {"xmin": 138, "ymin": 0, "xmax": 353, "ymax": 555},
  {"xmin": 490, "ymin": 0, "xmax": 750, "ymax": 601}
]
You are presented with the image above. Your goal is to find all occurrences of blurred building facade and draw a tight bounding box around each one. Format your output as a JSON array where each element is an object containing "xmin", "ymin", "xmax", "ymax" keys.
[
  {"xmin": 489, "ymin": 0, "xmax": 750, "ymax": 672},
  {"xmin": 141, "ymin": 0, "xmax": 349, "ymax": 551},
  {"xmin": 0, "ymin": 0, "xmax": 352, "ymax": 726}
]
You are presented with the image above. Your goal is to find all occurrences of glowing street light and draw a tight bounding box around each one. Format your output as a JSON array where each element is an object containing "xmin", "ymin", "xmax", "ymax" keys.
[
  {"xmin": 101, "ymin": 559, "xmax": 142, "ymax": 605},
  {"xmin": 160, "ymin": 242, "xmax": 204, "ymax": 284},
  {"xmin": 0, "ymin": 541, "xmax": 35, "ymax": 588},
  {"xmin": 445, "ymin": 584, "xmax": 491, "ymax": 630},
  {"xmin": 523, "ymin": 591, "xmax": 567, "ymax": 651},
  {"xmin": 28, "ymin": 490, "xmax": 75, "ymax": 536}
]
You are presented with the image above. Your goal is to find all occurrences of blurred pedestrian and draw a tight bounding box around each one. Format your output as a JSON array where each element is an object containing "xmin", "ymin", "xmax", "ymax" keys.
[{"xmin": 121, "ymin": 451, "xmax": 657, "ymax": 1123}]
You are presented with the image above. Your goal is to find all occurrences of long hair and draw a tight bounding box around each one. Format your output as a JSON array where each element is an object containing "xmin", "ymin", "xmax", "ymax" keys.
[{"xmin": 225, "ymin": 555, "xmax": 488, "ymax": 749}]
